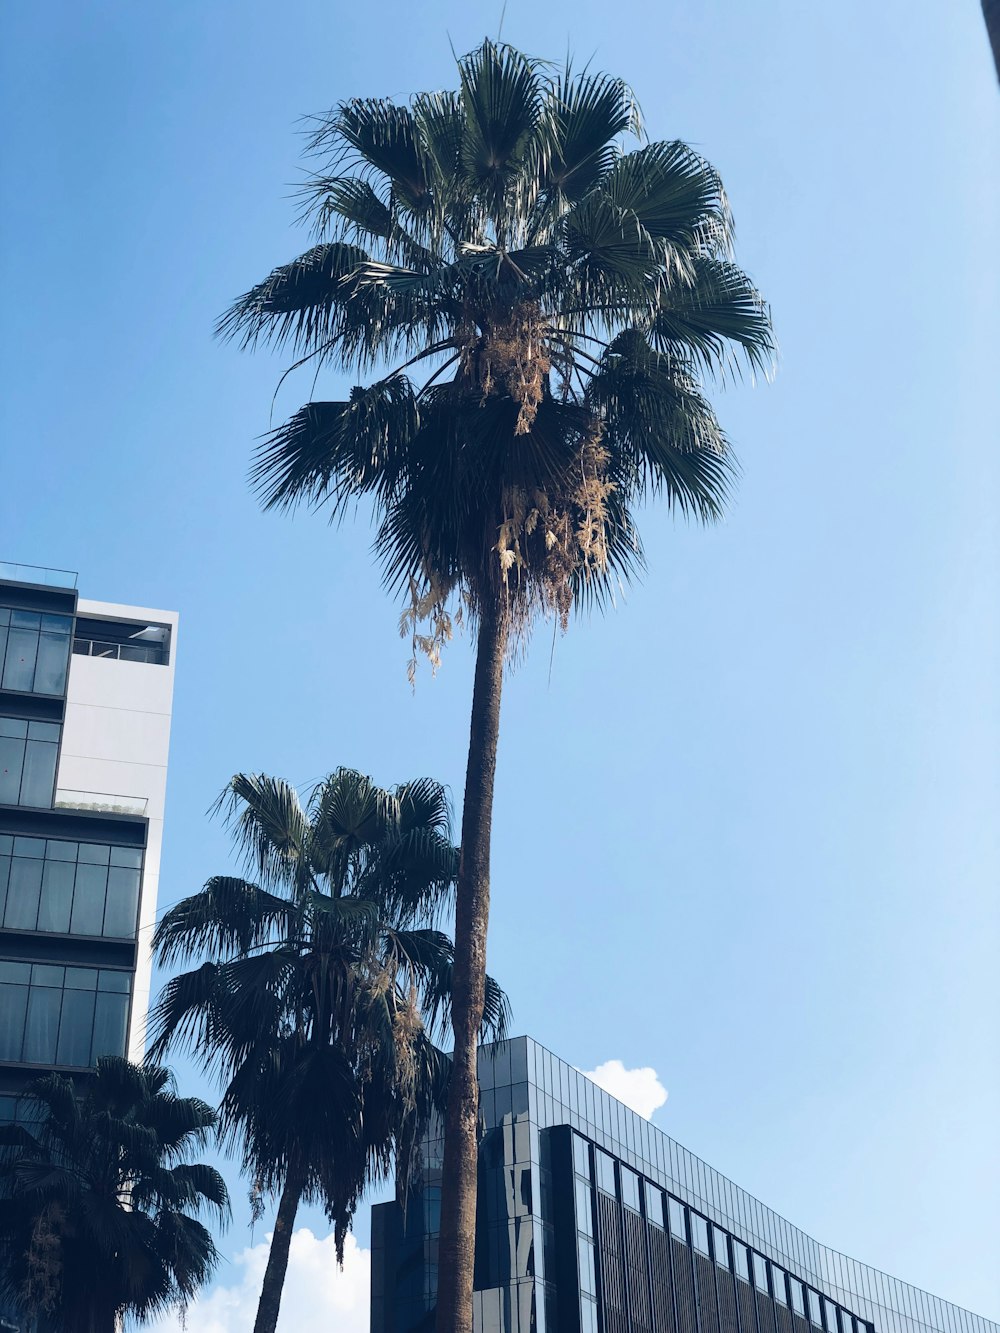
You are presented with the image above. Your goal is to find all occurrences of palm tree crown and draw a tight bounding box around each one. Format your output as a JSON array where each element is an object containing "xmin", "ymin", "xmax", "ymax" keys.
[
  {"xmin": 0, "ymin": 1057, "xmax": 227, "ymax": 1333},
  {"xmin": 221, "ymin": 39, "xmax": 774, "ymax": 639},
  {"xmin": 148, "ymin": 768, "xmax": 507, "ymax": 1333}
]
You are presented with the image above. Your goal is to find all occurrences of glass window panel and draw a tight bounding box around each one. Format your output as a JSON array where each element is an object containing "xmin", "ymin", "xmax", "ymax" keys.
[
  {"xmin": 10, "ymin": 611, "xmax": 41, "ymax": 628},
  {"xmin": 92, "ymin": 991, "xmax": 129, "ymax": 1060},
  {"xmin": 668, "ymin": 1198, "xmax": 687, "ymax": 1240},
  {"xmin": 40, "ymin": 614, "xmax": 71, "ymax": 633},
  {"xmin": 0, "ymin": 733, "xmax": 26, "ymax": 803},
  {"xmin": 27, "ymin": 721, "xmax": 60, "ymax": 742},
  {"xmin": 713, "ymin": 1227, "xmax": 730, "ymax": 1268},
  {"xmin": 577, "ymin": 1237, "xmax": 596, "ymax": 1297},
  {"xmin": 2, "ymin": 628, "xmax": 38, "ymax": 691},
  {"xmin": 37, "ymin": 859, "xmax": 75, "ymax": 933},
  {"xmin": 57, "ymin": 988, "xmax": 96, "ymax": 1066},
  {"xmin": 620, "ymin": 1167, "xmax": 640, "ymax": 1211},
  {"xmin": 0, "ymin": 855, "xmax": 9, "ymax": 920},
  {"xmin": 691, "ymin": 1213, "xmax": 709, "ymax": 1254},
  {"xmin": 645, "ymin": 1182, "xmax": 665, "ymax": 1226},
  {"xmin": 70, "ymin": 863, "xmax": 108, "ymax": 935},
  {"xmin": 77, "ymin": 843, "xmax": 111, "ymax": 865},
  {"xmin": 110, "ymin": 846, "xmax": 142, "ymax": 869},
  {"xmin": 13, "ymin": 837, "xmax": 43, "ymax": 858},
  {"xmin": 808, "ymin": 1293, "xmax": 825, "ymax": 1326},
  {"xmin": 64, "ymin": 967, "xmax": 98, "ymax": 991},
  {"xmin": 0, "ymin": 961, "xmax": 30, "ymax": 983},
  {"xmin": 20, "ymin": 738, "xmax": 57, "ymax": 806},
  {"xmin": 581, "ymin": 1298, "xmax": 598, "ymax": 1333},
  {"xmin": 0, "ymin": 608, "xmax": 8, "ymax": 623},
  {"xmin": 575, "ymin": 1178, "xmax": 593, "ymax": 1237},
  {"xmin": 98, "ymin": 970, "xmax": 131, "ymax": 993},
  {"xmin": 772, "ymin": 1267, "xmax": 788, "ymax": 1303},
  {"xmin": 31, "ymin": 965, "xmax": 63, "ymax": 986},
  {"xmin": 595, "ymin": 1149, "xmax": 616, "ymax": 1196},
  {"xmin": 753, "ymin": 1254, "xmax": 769, "ymax": 1291},
  {"xmin": 791, "ymin": 1281, "xmax": 805, "ymax": 1315},
  {"xmin": 0, "ymin": 982, "xmax": 28, "ymax": 1060},
  {"xmin": 4, "ymin": 856, "xmax": 43, "ymax": 929},
  {"xmin": 0, "ymin": 835, "xmax": 11, "ymax": 853},
  {"xmin": 33, "ymin": 634, "xmax": 70, "ymax": 695},
  {"xmin": 23, "ymin": 986, "xmax": 62, "ymax": 1063},
  {"xmin": 826, "ymin": 1301, "xmax": 840, "ymax": 1333},
  {"xmin": 103, "ymin": 866, "xmax": 140, "ymax": 936},
  {"xmin": 573, "ymin": 1133, "xmax": 591, "ymax": 1179},
  {"xmin": 0, "ymin": 718, "xmax": 28, "ymax": 737},
  {"xmin": 46, "ymin": 840, "xmax": 77, "ymax": 861}
]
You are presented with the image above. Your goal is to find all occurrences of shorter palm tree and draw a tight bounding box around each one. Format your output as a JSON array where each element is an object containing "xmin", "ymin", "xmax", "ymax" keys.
[
  {"xmin": 0, "ymin": 1056, "xmax": 228, "ymax": 1333},
  {"xmin": 149, "ymin": 768, "xmax": 508, "ymax": 1333}
]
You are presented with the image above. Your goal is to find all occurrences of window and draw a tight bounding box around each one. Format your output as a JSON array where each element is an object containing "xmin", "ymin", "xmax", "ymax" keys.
[
  {"xmin": 577, "ymin": 1237, "xmax": 596, "ymax": 1297},
  {"xmin": 713, "ymin": 1226, "xmax": 730, "ymax": 1268},
  {"xmin": 733, "ymin": 1242, "xmax": 750, "ymax": 1282},
  {"xmin": 573, "ymin": 1133, "xmax": 591, "ymax": 1180},
  {"xmin": 645, "ymin": 1181, "xmax": 665, "ymax": 1226},
  {"xmin": 772, "ymin": 1266, "xmax": 788, "ymax": 1303},
  {"xmin": 575, "ymin": 1177, "xmax": 593, "ymax": 1237},
  {"xmin": 620, "ymin": 1166, "xmax": 640, "ymax": 1211},
  {"xmin": 0, "ymin": 962, "xmax": 131, "ymax": 1067},
  {"xmin": 690, "ymin": 1213, "xmax": 710, "ymax": 1254},
  {"xmin": 668, "ymin": 1197, "xmax": 687, "ymax": 1241},
  {"xmin": 807, "ymin": 1292, "xmax": 824, "ymax": 1326},
  {"xmin": 581, "ymin": 1297, "xmax": 598, "ymax": 1333},
  {"xmin": 0, "ymin": 609, "xmax": 72, "ymax": 696},
  {"xmin": 825, "ymin": 1300, "xmax": 840, "ymax": 1333},
  {"xmin": 790, "ymin": 1281, "xmax": 805, "ymax": 1316},
  {"xmin": 73, "ymin": 617, "xmax": 170, "ymax": 666},
  {"xmin": 0, "ymin": 835, "xmax": 142, "ymax": 938},
  {"xmin": 0, "ymin": 718, "xmax": 59, "ymax": 807},
  {"xmin": 753, "ymin": 1254, "xmax": 769, "ymax": 1292},
  {"xmin": 595, "ymin": 1148, "xmax": 616, "ymax": 1196}
]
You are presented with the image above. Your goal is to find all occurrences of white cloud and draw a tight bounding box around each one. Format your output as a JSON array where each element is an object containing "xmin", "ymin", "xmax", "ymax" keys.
[
  {"xmin": 146, "ymin": 1228, "xmax": 370, "ymax": 1333},
  {"xmin": 582, "ymin": 1060, "xmax": 668, "ymax": 1120}
]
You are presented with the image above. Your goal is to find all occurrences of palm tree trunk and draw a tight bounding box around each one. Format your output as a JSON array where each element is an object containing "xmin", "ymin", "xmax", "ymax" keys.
[
  {"xmin": 253, "ymin": 1164, "xmax": 305, "ymax": 1333},
  {"xmin": 435, "ymin": 601, "xmax": 508, "ymax": 1333}
]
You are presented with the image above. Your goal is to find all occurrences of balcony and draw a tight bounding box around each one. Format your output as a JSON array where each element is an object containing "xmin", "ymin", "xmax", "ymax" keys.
[
  {"xmin": 0, "ymin": 561, "xmax": 78, "ymax": 590},
  {"xmin": 54, "ymin": 789, "xmax": 148, "ymax": 817}
]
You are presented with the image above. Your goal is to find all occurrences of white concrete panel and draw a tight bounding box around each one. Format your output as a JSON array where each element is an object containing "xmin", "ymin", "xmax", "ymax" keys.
[
  {"xmin": 55, "ymin": 755, "xmax": 168, "ymax": 812},
  {"xmin": 66, "ymin": 654, "xmax": 175, "ymax": 717},
  {"xmin": 61, "ymin": 702, "xmax": 172, "ymax": 769}
]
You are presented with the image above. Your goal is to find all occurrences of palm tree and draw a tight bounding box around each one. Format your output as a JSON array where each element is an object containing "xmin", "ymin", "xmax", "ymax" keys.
[
  {"xmin": 148, "ymin": 767, "xmax": 508, "ymax": 1333},
  {"xmin": 217, "ymin": 40, "xmax": 774, "ymax": 1333},
  {"xmin": 0, "ymin": 1056, "xmax": 227, "ymax": 1333}
]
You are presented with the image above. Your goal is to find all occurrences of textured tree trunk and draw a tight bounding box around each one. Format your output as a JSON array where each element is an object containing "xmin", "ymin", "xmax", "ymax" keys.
[
  {"xmin": 253, "ymin": 1166, "xmax": 304, "ymax": 1333},
  {"xmin": 435, "ymin": 602, "xmax": 508, "ymax": 1333},
  {"xmin": 984, "ymin": 0, "xmax": 1000, "ymax": 82}
]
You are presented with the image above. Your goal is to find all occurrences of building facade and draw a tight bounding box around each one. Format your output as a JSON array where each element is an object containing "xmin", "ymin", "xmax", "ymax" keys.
[
  {"xmin": 371, "ymin": 1037, "xmax": 996, "ymax": 1333},
  {"xmin": 0, "ymin": 562, "xmax": 177, "ymax": 1114}
]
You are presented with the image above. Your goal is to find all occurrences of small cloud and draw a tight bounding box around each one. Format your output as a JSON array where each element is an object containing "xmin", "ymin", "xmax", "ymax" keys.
[
  {"xmin": 145, "ymin": 1228, "xmax": 370, "ymax": 1333},
  {"xmin": 583, "ymin": 1059, "xmax": 668, "ymax": 1120}
]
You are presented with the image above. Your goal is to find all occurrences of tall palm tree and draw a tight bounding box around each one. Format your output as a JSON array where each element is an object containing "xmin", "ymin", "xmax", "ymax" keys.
[
  {"xmin": 218, "ymin": 40, "xmax": 774, "ymax": 1333},
  {"xmin": 148, "ymin": 767, "xmax": 508, "ymax": 1333},
  {"xmin": 0, "ymin": 1056, "xmax": 227, "ymax": 1333}
]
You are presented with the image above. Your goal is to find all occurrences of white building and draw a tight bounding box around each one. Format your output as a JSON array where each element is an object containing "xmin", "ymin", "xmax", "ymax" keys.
[{"xmin": 0, "ymin": 562, "xmax": 177, "ymax": 1107}]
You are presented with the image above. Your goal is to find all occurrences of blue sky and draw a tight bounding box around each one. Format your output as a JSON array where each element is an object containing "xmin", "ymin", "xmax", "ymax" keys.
[{"xmin": 1, "ymin": 0, "xmax": 998, "ymax": 1324}]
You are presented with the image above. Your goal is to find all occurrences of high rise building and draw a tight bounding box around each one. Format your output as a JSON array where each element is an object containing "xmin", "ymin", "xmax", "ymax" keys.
[
  {"xmin": 0, "ymin": 562, "xmax": 177, "ymax": 1114},
  {"xmin": 371, "ymin": 1037, "xmax": 996, "ymax": 1333}
]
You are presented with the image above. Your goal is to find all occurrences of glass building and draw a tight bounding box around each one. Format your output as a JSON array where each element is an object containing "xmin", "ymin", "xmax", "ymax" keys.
[
  {"xmin": 371, "ymin": 1037, "xmax": 997, "ymax": 1333},
  {"xmin": 0, "ymin": 562, "xmax": 178, "ymax": 1115}
]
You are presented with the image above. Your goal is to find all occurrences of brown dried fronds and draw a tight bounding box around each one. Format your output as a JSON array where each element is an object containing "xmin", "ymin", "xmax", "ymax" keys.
[
  {"xmin": 477, "ymin": 302, "xmax": 551, "ymax": 434},
  {"xmin": 495, "ymin": 420, "xmax": 614, "ymax": 632},
  {"xmin": 399, "ymin": 575, "xmax": 462, "ymax": 687},
  {"xmin": 24, "ymin": 1201, "xmax": 65, "ymax": 1315},
  {"xmin": 392, "ymin": 984, "xmax": 424, "ymax": 1113}
]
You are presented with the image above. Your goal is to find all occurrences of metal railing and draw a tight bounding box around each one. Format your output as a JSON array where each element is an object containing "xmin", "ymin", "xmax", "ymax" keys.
[
  {"xmin": 72, "ymin": 637, "xmax": 167, "ymax": 665},
  {"xmin": 54, "ymin": 789, "xmax": 148, "ymax": 817},
  {"xmin": 0, "ymin": 560, "xmax": 78, "ymax": 590}
]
